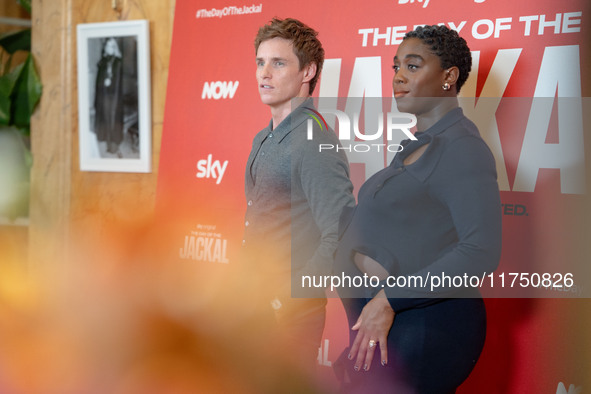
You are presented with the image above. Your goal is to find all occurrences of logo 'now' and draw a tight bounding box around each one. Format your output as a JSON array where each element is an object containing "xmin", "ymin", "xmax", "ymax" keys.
[{"xmin": 202, "ymin": 81, "xmax": 239, "ymax": 99}]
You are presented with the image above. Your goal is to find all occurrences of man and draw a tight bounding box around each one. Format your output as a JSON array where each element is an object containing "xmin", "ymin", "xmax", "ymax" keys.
[{"xmin": 242, "ymin": 18, "xmax": 355, "ymax": 364}]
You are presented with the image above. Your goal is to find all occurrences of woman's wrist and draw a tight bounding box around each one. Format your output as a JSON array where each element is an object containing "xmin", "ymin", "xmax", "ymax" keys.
[{"xmin": 374, "ymin": 289, "xmax": 394, "ymax": 312}]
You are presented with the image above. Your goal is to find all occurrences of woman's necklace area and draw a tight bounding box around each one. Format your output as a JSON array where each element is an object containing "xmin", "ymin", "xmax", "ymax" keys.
[{"xmin": 104, "ymin": 57, "xmax": 114, "ymax": 87}]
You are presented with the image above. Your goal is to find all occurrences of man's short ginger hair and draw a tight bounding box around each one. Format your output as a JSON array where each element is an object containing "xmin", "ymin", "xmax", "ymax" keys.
[{"xmin": 254, "ymin": 18, "xmax": 324, "ymax": 95}]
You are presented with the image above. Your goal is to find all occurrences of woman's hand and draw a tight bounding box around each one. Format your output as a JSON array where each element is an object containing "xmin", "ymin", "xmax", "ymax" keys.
[{"xmin": 349, "ymin": 289, "xmax": 395, "ymax": 372}]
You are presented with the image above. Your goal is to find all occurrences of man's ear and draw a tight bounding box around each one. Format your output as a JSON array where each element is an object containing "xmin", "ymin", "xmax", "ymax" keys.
[{"xmin": 302, "ymin": 62, "xmax": 317, "ymax": 83}]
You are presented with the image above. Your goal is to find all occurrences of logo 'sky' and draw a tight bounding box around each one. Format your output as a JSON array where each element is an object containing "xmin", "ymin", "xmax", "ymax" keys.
[{"xmin": 196, "ymin": 154, "xmax": 228, "ymax": 185}]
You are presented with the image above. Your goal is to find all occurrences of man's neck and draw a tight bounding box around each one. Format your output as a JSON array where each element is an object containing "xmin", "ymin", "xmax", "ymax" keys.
[{"xmin": 270, "ymin": 96, "xmax": 308, "ymax": 130}]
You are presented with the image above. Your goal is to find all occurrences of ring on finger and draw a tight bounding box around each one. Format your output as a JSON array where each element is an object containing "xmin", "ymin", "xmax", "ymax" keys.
[{"xmin": 369, "ymin": 339, "xmax": 377, "ymax": 348}]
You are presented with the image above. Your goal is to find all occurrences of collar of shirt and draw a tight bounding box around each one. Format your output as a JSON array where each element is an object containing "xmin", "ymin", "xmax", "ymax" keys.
[
  {"xmin": 391, "ymin": 107, "xmax": 465, "ymax": 182},
  {"xmin": 266, "ymin": 98, "xmax": 315, "ymax": 144}
]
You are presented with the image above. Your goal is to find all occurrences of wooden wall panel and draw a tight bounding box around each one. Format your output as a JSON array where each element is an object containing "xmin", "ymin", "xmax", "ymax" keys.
[
  {"xmin": 29, "ymin": 0, "xmax": 175, "ymax": 266},
  {"xmin": 28, "ymin": 0, "xmax": 74, "ymax": 268}
]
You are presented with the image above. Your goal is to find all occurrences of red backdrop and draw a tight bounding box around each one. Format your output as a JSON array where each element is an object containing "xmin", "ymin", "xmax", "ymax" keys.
[{"xmin": 156, "ymin": 1, "xmax": 590, "ymax": 392}]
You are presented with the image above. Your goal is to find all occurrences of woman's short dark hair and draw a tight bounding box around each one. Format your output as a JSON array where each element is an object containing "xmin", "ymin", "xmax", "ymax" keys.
[{"xmin": 404, "ymin": 25, "xmax": 472, "ymax": 93}]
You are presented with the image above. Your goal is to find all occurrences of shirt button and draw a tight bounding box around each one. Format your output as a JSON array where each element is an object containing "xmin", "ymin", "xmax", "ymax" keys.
[
  {"xmin": 248, "ymin": 200, "xmax": 253, "ymax": 206},
  {"xmin": 269, "ymin": 133, "xmax": 273, "ymax": 138},
  {"xmin": 242, "ymin": 239, "xmax": 246, "ymax": 246},
  {"xmin": 245, "ymin": 221, "xmax": 250, "ymax": 226}
]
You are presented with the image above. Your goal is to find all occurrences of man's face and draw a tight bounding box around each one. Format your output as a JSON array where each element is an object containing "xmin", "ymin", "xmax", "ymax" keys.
[{"xmin": 256, "ymin": 37, "xmax": 310, "ymax": 112}]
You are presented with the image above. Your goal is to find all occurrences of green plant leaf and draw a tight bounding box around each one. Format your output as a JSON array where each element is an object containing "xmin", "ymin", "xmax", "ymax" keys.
[
  {"xmin": 11, "ymin": 54, "xmax": 41, "ymax": 130},
  {"xmin": 0, "ymin": 29, "xmax": 31, "ymax": 54},
  {"xmin": 0, "ymin": 62, "xmax": 23, "ymax": 95},
  {"xmin": 17, "ymin": 0, "xmax": 32, "ymax": 14},
  {"xmin": 0, "ymin": 94, "xmax": 11, "ymax": 125},
  {"xmin": 0, "ymin": 63, "xmax": 24, "ymax": 125}
]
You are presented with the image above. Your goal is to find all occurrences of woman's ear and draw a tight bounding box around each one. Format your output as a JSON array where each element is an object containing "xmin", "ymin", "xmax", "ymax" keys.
[{"xmin": 443, "ymin": 66, "xmax": 460, "ymax": 89}]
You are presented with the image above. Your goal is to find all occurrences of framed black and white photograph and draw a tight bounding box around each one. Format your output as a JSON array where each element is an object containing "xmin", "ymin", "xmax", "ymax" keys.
[{"xmin": 77, "ymin": 20, "xmax": 151, "ymax": 172}]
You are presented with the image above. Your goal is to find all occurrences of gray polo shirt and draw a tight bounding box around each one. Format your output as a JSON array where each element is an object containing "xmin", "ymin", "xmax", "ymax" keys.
[{"xmin": 243, "ymin": 101, "xmax": 355, "ymax": 298}]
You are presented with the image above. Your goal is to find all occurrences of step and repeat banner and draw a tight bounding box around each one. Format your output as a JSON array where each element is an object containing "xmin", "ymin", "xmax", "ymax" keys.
[{"xmin": 156, "ymin": 0, "xmax": 590, "ymax": 392}]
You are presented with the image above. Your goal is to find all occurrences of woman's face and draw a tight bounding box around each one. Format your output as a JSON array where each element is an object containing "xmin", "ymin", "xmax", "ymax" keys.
[
  {"xmin": 392, "ymin": 37, "xmax": 449, "ymax": 115},
  {"xmin": 104, "ymin": 39, "xmax": 118, "ymax": 56}
]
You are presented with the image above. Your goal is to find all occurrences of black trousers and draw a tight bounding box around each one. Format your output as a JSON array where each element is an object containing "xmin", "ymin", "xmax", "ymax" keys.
[{"xmin": 338, "ymin": 297, "xmax": 487, "ymax": 394}]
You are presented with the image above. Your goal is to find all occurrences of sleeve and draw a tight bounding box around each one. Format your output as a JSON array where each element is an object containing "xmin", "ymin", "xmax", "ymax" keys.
[
  {"xmin": 386, "ymin": 135, "xmax": 502, "ymax": 312},
  {"xmin": 296, "ymin": 137, "xmax": 356, "ymax": 282}
]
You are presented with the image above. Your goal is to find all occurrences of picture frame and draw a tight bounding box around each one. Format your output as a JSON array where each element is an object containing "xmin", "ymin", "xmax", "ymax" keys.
[{"xmin": 76, "ymin": 20, "xmax": 151, "ymax": 172}]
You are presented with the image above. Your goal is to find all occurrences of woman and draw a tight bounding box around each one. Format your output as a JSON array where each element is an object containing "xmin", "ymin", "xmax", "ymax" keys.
[
  {"xmin": 335, "ymin": 25, "xmax": 502, "ymax": 393},
  {"xmin": 94, "ymin": 37, "xmax": 124, "ymax": 156}
]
